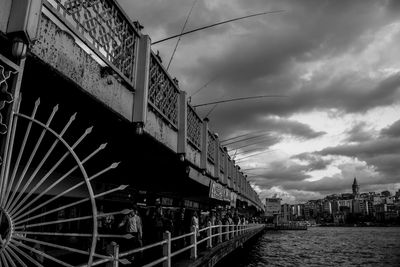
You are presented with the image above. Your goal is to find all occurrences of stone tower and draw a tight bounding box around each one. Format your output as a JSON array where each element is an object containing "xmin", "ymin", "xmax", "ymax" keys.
[{"xmin": 352, "ymin": 177, "xmax": 359, "ymax": 196}]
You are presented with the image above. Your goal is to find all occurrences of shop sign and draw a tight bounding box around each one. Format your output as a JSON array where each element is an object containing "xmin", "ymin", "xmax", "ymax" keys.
[
  {"xmin": 209, "ymin": 181, "xmax": 225, "ymax": 201},
  {"xmin": 223, "ymin": 188, "xmax": 231, "ymax": 202},
  {"xmin": 184, "ymin": 200, "xmax": 199, "ymax": 209},
  {"xmin": 209, "ymin": 181, "xmax": 232, "ymax": 203},
  {"xmin": 161, "ymin": 197, "xmax": 173, "ymax": 206}
]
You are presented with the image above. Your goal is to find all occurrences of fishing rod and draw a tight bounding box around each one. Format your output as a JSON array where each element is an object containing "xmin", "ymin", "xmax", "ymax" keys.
[
  {"xmin": 152, "ymin": 10, "xmax": 285, "ymax": 45},
  {"xmin": 221, "ymin": 129, "xmax": 268, "ymax": 143},
  {"xmin": 193, "ymin": 95, "xmax": 288, "ymax": 108},
  {"xmin": 223, "ymin": 133, "xmax": 270, "ymax": 146},
  {"xmin": 190, "ymin": 76, "xmax": 219, "ymax": 99},
  {"xmin": 235, "ymin": 150, "xmax": 275, "ymax": 162},
  {"xmin": 167, "ymin": 0, "xmax": 198, "ymax": 71},
  {"xmin": 227, "ymin": 137, "xmax": 273, "ymax": 152}
]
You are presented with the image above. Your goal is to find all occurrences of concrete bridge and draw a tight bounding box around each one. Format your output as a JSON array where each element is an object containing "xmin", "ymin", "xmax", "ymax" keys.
[{"xmin": 0, "ymin": 0, "xmax": 265, "ymax": 266}]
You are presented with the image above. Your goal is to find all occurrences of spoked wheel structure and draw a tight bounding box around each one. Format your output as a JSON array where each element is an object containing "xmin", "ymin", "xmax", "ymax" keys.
[{"xmin": 0, "ymin": 97, "xmax": 131, "ymax": 266}]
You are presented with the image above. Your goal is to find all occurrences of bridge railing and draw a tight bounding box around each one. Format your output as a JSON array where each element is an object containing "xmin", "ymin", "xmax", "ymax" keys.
[
  {"xmin": 43, "ymin": 0, "xmax": 140, "ymax": 88},
  {"xmin": 38, "ymin": 0, "xmax": 264, "ymax": 211},
  {"xmin": 90, "ymin": 223, "xmax": 265, "ymax": 267},
  {"xmin": 147, "ymin": 52, "xmax": 180, "ymax": 128},
  {"xmin": 187, "ymin": 103, "xmax": 202, "ymax": 151}
]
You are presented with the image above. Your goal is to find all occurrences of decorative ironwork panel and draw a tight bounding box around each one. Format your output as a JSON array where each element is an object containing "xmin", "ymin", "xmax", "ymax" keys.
[
  {"xmin": 46, "ymin": 0, "xmax": 138, "ymax": 85},
  {"xmin": 0, "ymin": 63, "xmax": 15, "ymax": 135},
  {"xmin": 148, "ymin": 53, "xmax": 179, "ymax": 126},
  {"xmin": 187, "ymin": 104, "xmax": 202, "ymax": 149},
  {"xmin": 219, "ymin": 148, "xmax": 224, "ymax": 172},
  {"xmin": 207, "ymin": 131, "xmax": 216, "ymax": 163}
]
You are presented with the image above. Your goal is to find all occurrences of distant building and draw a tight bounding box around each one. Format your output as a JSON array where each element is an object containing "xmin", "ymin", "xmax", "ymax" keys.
[
  {"xmin": 265, "ymin": 197, "xmax": 281, "ymax": 223},
  {"xmin": 353, "ymin": 199, "xmax": 369, "ymax": 215},
  {"xmin": 352, "ymin": 177, "xmax": 360, "ymax": 197},
  {"xmin": 323, "ymin": 201, "xmax": 332, "ymax": 214},
  {"xmin": 381, "ymin": 190, "xmax": 391, "ymax": 197},
  {"xmin": 280, "ymin": 203, "xmax": 291, "ymax": 223},
  {"xmin": 338, "ymin": 199, "xmax": 353, "ymax": 213}
]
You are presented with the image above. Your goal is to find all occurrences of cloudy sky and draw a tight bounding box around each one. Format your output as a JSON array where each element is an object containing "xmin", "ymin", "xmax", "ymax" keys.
[{"xmin": 118, "ymin": 0, "xmax": 400, "ymax": 203}]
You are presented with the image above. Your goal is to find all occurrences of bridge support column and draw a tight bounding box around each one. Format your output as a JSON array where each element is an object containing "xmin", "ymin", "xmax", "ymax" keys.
[
  {"xmin": 177, "ymin": 91, "xmax": 187, "ymax": 156},
  {"xmin": 133, "ymin": 35, "xmax": 151, "ymax": 128},
  {"xmin": 200, "ymin": 118, "xmax": 209, "ymax": 171}
]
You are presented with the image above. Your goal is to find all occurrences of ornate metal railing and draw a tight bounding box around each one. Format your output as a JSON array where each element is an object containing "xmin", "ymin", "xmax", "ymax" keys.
[
  {"xmin": 219, "ymin": 148, "xmax": 225, "ymax": 173},
  {"xmin": 89, "ymin": 223, "xmax": 265, "ymax": 267},
  {"xmin": 148, "ymin": 52, "xmax": 179, "ymax": 127},
  {"xmin": 207, "ymin": 131, "xmax": 216, "ymax": 163},
  {"xmin": 187, "ymin": 104, "xmax": 202, "ymax": 150},
  {"xmin": 43, "ymin": 0, "xmax": 139, "ymax": 87},
  {"xmin": 0, "ymin": 55, "xmax": 18, "ymax": 136}
]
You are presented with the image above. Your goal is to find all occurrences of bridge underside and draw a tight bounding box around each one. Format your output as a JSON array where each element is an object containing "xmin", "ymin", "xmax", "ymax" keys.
[{"xmin": 20, "ymin": 54, "xmax": 212, "ymax": 208}]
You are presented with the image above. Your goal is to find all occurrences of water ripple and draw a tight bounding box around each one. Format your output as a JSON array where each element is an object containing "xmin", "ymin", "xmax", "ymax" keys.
[{"xmin": 217, "ymin": 227, "xmax": 400, "ymax": 267}]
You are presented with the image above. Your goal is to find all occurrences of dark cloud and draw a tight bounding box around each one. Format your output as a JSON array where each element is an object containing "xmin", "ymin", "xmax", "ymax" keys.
[
  {"xmin": 381, "ymin": 119, "xmax": 400, "ymax": 137},
  {"xmin": 118, "ymin": 0, "xmax": 400, "ymax": 202},
  {"xmin": 292, "ymin": 153, "xmax": 333, "ymax": 171},
  {"xmin": 344, "ymin": 122, "xmax": 374, "ymax": 143}
]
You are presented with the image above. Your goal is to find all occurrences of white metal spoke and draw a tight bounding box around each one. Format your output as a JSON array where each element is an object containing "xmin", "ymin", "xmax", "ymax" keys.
[
  {"xmin": 8, "ymin": 242, "xmax": 43, "ymax": 267},
  {"xmin": 15, "ymin": 208, "xmax": 129, "ymax": 229},
  {"xmin": 12, "ymin": 162, "xmax": 119, "ymax": 221},
  {"xmin": 14, "ymin": 186, "xmax": 128, "ymax": 225},
  {"xmin": 4, "ymin": 246, "xmax": 27, "ymax": 267},
  {"xmin": 0, "ymin": 98, "xmax": 129, "ymax": 266},
  {"xmin": 4, "ymin": 100, "xmax": 54, "ymax": 211},
  {"xmin": 12, "ymin": 236, "xmax": 111, "ymax": 260},
  {"xmin": 0, "ymin": 97, "xmax": 38, "ymax": 208},
  {"xmin": 8, "ymin": 125, "xmax": 92, "ymax": 215},
  {"xmin": 5, "ymin": 110, "xmax": 75, "ymax": 213},
  {"xmin": 0, "ymin": 96, "xmax": 20, "ymax": 208},
  {"xmin": 11, "ymin": 142, "xmax": 107, "ymax": 220},
  {"xmin": 0, "ymin": 252, "xmax": 9, "ymax": 267},
  {"xmin": 11, "ymin": 240, "xmax": 73, "ymax": 267},
  {"xmin": 2, "ymin": 249, "xmax": 16, "ymax": 267}
]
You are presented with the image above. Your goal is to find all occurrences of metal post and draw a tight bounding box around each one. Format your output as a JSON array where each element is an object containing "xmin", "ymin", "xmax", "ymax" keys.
[
  {"xmin": 207, "ymin": 221, "xmax": 212, "ymax": 248},
  {"xmin": 112, "ymin": 242, "xmax": 119, "ymax": 267},
  {"xmin": 190, "ymin": 226, "xmax": 197, "ymax": 259},
  {"xmin": 163, "ymin": 231, "xmax": 171, "ymax": 267},
  {"xmin": 133, "ymin": 35, "xmax": 151, "ymax": 125},
  {"xmin": 218, "ymin": 224, "xmax": 222, "ymax": 243},
  {"xmin": 225, "ymin": 225, "xmax": 228, "ymax": 241}
]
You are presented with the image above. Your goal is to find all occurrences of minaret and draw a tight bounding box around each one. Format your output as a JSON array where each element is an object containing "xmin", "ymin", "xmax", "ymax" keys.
[{"xmin": 352, "ymin": 177, "xmax": 359, "ymax": 196}]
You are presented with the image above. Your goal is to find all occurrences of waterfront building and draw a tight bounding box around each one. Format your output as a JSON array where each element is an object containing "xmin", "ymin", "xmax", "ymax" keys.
[
  {"xmin": 352, "ymin": 199, "xmax": 369, "ymax": 215},
  {"xmin": 323, "ymin": 200, "xmax": 332, "ymax": 214},
  {"xmin": 280, "ymin": 203, "xmax": 291, "ymax": 223},
  {"xmin": 265, "ymin": 197, "xmax": 281, "ymax": 223},
  {"xmin": 395, "ymin": 189, "xmax": 400, "ymax": 198},
  {"xmin": 338, "ymin": 199, "xmax": 353, "ymax": 213}
]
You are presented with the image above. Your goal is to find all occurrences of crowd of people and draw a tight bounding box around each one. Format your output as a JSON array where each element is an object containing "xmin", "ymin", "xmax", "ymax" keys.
[{"xmin": 97, "ymin": 204, "xmax": 262, "ymax": 264}]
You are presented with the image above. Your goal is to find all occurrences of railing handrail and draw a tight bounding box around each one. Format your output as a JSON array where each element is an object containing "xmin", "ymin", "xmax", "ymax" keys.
[{"xmin": 89, "ymin": 223, "xmax": 265, "ymax": 266}]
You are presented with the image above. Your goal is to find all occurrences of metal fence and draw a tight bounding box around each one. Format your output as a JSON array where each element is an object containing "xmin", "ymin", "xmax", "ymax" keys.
[
  {"xmin": 44, "ymin": 0, "xmax": 139, "ymax": 87},
  {"xmin": 148, "ymin": 53, "xmax": 179, "ymax": 127},
  {"xmin": 207, "ymin": 132, "xmax": 216, "ymax": 163},
  {"xmin": 89, "ymin": 223, "xmax": 265, "ymax": 267},
  {"xmin": 187, "ymin": 104, "xmax": 202, "ymax": 150}
]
